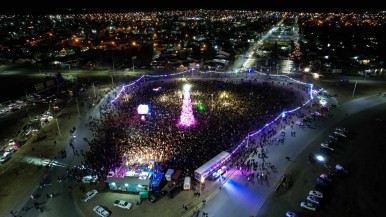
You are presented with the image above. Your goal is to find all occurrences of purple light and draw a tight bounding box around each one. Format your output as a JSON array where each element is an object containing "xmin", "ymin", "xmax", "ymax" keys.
[
  {"xmin": 178, "ymin": 89, "xmax": 196, "ymax": 127},
  {"xmin": 110, "ymin": 76, "xmax": 144, "ymax": 103}
]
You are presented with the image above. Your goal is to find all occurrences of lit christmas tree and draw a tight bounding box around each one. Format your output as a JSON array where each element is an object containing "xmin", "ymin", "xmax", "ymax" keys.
[{"xmin": 178, "ymin": 84, "xmax": 196, "ymax": 127}]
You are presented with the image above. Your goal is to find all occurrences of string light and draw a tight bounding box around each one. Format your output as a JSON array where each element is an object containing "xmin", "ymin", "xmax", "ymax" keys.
[{"xmin": 110, "ymin": 75, "xmax": 144, "ymax": 103}]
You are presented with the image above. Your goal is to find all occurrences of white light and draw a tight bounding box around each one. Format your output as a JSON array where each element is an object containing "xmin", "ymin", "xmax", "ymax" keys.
[
  {"xmin": 183, "ymin": 84, "xmax": 191, "ymax": 92},
  {"xmin": 312, "ymin": 73, "xmax": 320, "ymax": 79},
  {"xmin": 137, "ymin": 104, "xmax": 149, "ymax": 115},
  {"xmin": 304, "ymin": 67, "xmax": 310, "ymax": 73},
  {"xmin": 316, "ymin": 155, "xmax": 325, "ymax": 162}
]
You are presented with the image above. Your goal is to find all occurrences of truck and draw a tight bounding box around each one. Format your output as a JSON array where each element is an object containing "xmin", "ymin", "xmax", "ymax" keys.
[{"xmin": 165, "ymin": 169, "xmax": 174, "ymax": 182}]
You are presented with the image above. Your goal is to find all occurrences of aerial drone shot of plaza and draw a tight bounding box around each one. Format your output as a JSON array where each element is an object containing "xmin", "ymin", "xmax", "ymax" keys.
[{"xmin": 0, "ymin": 1, "xmax": 386, "ymax": 217}]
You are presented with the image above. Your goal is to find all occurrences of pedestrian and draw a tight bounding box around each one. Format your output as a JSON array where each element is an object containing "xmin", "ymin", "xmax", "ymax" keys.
[{"xmin": 185, "ymin": 205, "xmax": 188, "ymax": 211}]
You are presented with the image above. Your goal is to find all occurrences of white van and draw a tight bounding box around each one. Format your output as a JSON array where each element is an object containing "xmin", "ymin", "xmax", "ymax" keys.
[
  {"xmin": 165, "ymin": 169, "xmax": 174, "ymax": 182},
  {"xmin": 183, "ymin": 176, "xmax": 191, "ymax": 190}
]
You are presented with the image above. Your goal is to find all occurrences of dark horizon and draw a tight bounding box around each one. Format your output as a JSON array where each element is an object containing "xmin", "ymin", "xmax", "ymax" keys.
[{"xmin": 0, "ymin": 0, "xmax": 385, "ymax": 15}]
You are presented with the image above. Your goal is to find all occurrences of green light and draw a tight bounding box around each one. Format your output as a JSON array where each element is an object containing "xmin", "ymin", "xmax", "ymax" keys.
[{"xmin": 198, "ymin": 103, "xmax": 204, "ymax": 111}]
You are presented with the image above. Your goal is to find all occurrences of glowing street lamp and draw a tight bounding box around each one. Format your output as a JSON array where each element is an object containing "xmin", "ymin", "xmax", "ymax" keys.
[
  {"xmin": 315, "ymin": 155, "xmax": 325, "ymax": 163},
  {"xmin": 200, "ymin": 177, "xmax": 205, "ymax": 196}
]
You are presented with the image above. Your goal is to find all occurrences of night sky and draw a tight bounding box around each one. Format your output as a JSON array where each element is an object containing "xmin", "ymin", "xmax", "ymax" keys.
[{"xmin": 0, "ymin": 0, "xmax": 384, "ymax": 14}]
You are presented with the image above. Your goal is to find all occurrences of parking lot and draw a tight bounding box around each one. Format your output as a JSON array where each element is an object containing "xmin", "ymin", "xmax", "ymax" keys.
[{"xmin": 257, "ymin": 96, "xmax": 386, "ymax": 217}]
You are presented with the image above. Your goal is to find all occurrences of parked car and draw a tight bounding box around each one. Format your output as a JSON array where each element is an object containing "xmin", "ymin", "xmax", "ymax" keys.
[
  {"xmin": 319, "ymin": 173, "xmax": 333, "ymax": 183},
  {"xmin": 8, "ymin": 139, "xmax": 15, "ymax": 146},
  {"xmin": 321, "ymin": 143, "xmax": 334, "ymax": 151},
  {"xmin": 335, "ymin": 164, "xmax": 349, "ymax": 174},
  {"xmin": 150, "ymin": 190, "xmax": 168, "ymax": 203},
  {"xmin": 309, "ymin": 190, "xmax": 323, "ymax": 199},
  {"xmin": 306, "ymin": 195, "xmax": 320, "ymax": 205},
  {"xmin": 81, "ymin": 189, "xmax": 98, "ymax": 202},
  {"xmin": 82, "ymin": 175, "xmax": 98, "ymax": 183},
  {"xmin": 113, "ymin": 199, "xmax": 132, "ymax": 209},
  {"xmin": 334, "ymin": 131, "xmax": 347, "ymax": 138},
  {"xmin": 93, "ymin": 205, "xmax": 110, "ymax": 217},
  {"xmin": 316, "ymin": 177, "xmax": 329, "ymax": 188},
  {"xmin": 285, "ymin": 211, "xmax": 297, "ymax": 217},
  {"xmin": 167, "ymin": 182, "xmax": 183, "ymax": 199},
  {"xmin": 335, "ymin": 127, "xmax": 348, "ymax": 133},
  {"xmin": 0, "ymin": 151, "xmax": 11, "ymax": 164},
  {"xmin": 300, "ymin": 202, "xmax": 316, "ymax": 211}
]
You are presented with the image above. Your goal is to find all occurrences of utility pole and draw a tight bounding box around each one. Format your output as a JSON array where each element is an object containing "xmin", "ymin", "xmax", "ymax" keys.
[
  {"xmin": 132, "ymin": 56, "xmax": 136, "ymax": 71},
  {"xmin": 246, "ymin": 133, "xmax": 250, "ymax": 148},
  {"xmin": 352, "ymin": 81, "xmax": 358, "ymax": 97},
  {"xmin": 76, "ymin": 97, "xmax": 80, "ymax": 117},
  {"xmin": 55, "ymin": 117, "xmax": 62, "ymax": 137},
  {"xmin": 111, "ymin": 75, "xmax": 114, "ymax": 86},
  {"xmin": 93, "ymin": 83, "xmax": 96, "ymax": 98},
  {"xmin": 24, "ymin": 88, "xmax": 28, "ymax": 100},
  {"xmin": 25, "ymin": 89, "xmax": 31, "ymax": 121}
]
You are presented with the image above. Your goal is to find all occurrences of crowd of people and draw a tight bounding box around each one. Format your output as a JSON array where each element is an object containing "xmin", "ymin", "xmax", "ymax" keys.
[{"xmin": 83, "ymin": 78, "xmax": 308, "ymax": 181}]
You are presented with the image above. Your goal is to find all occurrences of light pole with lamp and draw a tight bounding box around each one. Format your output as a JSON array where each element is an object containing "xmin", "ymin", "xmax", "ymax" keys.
[
  {"xmin": 55, "ymin": 117, "xmax": 62, "ymax": 137},
  {"xmin": 200, "ymin": 177, "xmax": 205, "ymax": 196},
  {"xmin": 211, "ymin": 94, "xmax": 214, "ymax": 110},
  {"xmin": 315, "ymin": 154, "xmax": 330, "ymax": 172},
  {"xmin": 132, "ymin": 56, "xmax": 136, "ymax": 71},
  {"xmin": 352, "ymin": 81, "xmax": 358, "ymax": 97}
]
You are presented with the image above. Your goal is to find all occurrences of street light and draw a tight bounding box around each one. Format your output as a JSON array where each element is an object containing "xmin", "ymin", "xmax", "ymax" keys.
[
  {"xmin": 211, "ymin": 94, "xmax": 214, "ymax": 110},
  {"xmin": 315, "ymin": 154, "xmax": 330, "ymax": 171},
  {"xmin": 200, "ymin": 177, "xmax": 205, "ymax": 196},
  {"xmin": 315, "ymin": 155, "xmax": 325, "ymax": 163},
  {"xmin": 55, "ymin": 117, "xmax": 62, "ymax": 137},
  {"xmin": 132, "ymin": 56, "xmax": 137, "ymax": 71}
]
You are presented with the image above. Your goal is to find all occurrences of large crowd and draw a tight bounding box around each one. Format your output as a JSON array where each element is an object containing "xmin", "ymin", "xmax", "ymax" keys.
[{"xmin": 84, "ymin": 79, "xmax": 307, "ymax": 181}]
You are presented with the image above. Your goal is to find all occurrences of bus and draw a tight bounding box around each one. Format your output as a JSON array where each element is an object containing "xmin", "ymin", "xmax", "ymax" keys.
[{"xmin": 194, "ymin": 151, "xmax": 231, "ymax": 181}]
